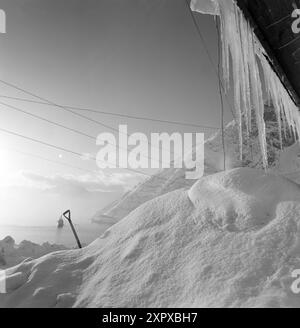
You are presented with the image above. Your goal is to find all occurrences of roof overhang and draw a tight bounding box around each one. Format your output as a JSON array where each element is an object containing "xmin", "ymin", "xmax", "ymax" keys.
[{"xmin": 235, "ymin": 0, "xmax": 300, "ymax": 106}]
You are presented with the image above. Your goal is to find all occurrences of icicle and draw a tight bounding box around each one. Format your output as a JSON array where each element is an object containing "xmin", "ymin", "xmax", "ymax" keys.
[
  {"xmin": 216, "ymin": 0, "xmax": 268, "ymax": 167},
  {"xmin": 191, "ymin": 0, "xmax": 300, "ymax": 169},
  {"xmin": 190, "ymin": 0, "xmax": 219, "ymax": 15}
]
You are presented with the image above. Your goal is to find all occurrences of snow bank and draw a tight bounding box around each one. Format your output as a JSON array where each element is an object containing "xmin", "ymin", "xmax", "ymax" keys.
[
  {"xmin": 0, "ymin": 168, "xmax": 300, "ymax": 308},
  {"xmin": 274, "ymin": 143, "xmax": 300, "ymax": 178},
  {"xmin": 93, "ymin": 113, "xmax": 297, "ymax": 226},
  {"xmin": 0, "ymin": 237, "xmax": 67, "ymax": 269}
]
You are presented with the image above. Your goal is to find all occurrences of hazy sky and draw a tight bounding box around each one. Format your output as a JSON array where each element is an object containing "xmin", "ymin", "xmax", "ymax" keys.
[{"xmin": 0, "ymin": 0, "xmax": 233, "ymax": 226}]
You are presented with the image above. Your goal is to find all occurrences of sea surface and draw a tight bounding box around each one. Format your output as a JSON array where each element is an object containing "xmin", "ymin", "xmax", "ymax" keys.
[{"xmin": 0, "ymin": 223, "xmax": 110, "ymax": 248}]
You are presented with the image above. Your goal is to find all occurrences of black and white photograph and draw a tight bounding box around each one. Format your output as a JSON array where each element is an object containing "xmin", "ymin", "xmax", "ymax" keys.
[{"xmin": 0, "ymin": 0, "xmax": 300, "ymax": 312}]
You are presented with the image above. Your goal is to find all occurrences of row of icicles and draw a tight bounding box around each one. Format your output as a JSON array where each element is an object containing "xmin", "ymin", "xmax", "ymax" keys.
[{"xmin": 215, "ymin": 0, "xmax": 300, "ymax": 169}]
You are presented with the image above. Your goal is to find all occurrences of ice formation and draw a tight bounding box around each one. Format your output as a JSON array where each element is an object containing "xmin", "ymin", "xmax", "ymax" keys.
[
  {"xmin": 191, "ymin": 0, "xmax": 300, "ymax": 168},
  {"xmin": 190, "ymin": 0, "xmax": 219, "ymax": 15}
]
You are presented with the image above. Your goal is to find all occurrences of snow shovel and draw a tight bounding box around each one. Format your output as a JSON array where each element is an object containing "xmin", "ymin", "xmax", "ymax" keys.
[{"xmin": 61, "ymin": 210, "xmax": 82, "ymax": 249}]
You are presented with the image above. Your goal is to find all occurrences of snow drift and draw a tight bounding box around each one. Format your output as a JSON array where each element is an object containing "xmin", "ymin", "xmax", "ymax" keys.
[
  {"xmin": 0, "ymin": 237, "xmax": 67, "ymax": 269},
  {"xmin": 1, "ymin": 168, "xmax": 300, "ymax": 308},
  {"xmin": 92, "ymin": 109, "xmax": 297, "ymax": 226}
]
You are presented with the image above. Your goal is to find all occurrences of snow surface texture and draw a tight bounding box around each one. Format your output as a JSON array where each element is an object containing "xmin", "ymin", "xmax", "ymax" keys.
[
  {"xmin": 274, "ymin": 143, "xmax": 300, "ymax": 179},
  {"xmin": 192, "ymin": 0, "xmax": 300, "ymax": 169},
  {"xmin": 0, "ymin": 237, "xmax": 67, "ymax": 269},
  {"xmin": 0, "ymin": 168, "xmax": 300, "ymax": 308}
]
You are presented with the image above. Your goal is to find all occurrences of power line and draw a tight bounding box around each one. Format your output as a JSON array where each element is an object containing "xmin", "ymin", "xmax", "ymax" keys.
[
  {"xmin": 0, "ymin": 79, "xmax": 216, "ymax": 168},
  {"xmin": 0, "ymin": 147, "xmax": 97, "ymax": 175},
  {"xmin": 0, "ymin": 100, "xmax": 174, "ymax": 167},
  {"xmin": 0, "ymin": 94, "xmax": 221, "ymax": 130},
  {"xmin": 0, "ymin": 126, "xmax": 189, "ymax": 184},
  {"xmin": 0, "ymin": 126, "xmax": 205, "ymax": 184},
  {"xmin": 0, "ymin": 126, "xmax": 153, "ymax": 177},
  {"xmin": 0, "ymin": 79, "xmax": 225, "ymax": 179},
  {"xmin": 0, "ymin": 79, "xmax": 195, "ymax": 161},
  {"xmin": 0, "ymin": 78, "xmax": 134, "ymax": 135},
  {"xmin": 0, "ymin": 126, "xmax": 85, "ymax": 157},
  {"xmin": 216, "ymin": 17, "xmax": 226, "ymax": 171},
  {"xmin": 0, "ymin": 100, "xmax": 95, "ymax": 140},
  {"xmin": 0, "ymin": 4, "xmax": 230, "ymax": 180}
]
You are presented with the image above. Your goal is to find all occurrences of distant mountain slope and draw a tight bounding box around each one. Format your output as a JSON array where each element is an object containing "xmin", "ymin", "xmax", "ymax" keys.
[{"xmin": 92, "ymin": 105, "xmax": 296, "ymax": 226}]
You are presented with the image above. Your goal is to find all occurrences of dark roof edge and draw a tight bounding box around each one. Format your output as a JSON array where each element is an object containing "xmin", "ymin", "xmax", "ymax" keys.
[{"xmin": 235, "ymin": 0, "xmax": 300, "ymax": 106}]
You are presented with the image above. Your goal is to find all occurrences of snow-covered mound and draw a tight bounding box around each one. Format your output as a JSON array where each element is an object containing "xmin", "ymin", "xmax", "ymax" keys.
[
  {"xmin": 0, "ymin": 237, "xmax": 67, "ymax": 269},
  {"xmin": 273, "ymin": 143, "xmax": 300, "ymax": 184},
  {"xmin": 92, "ymin": 107, "xmax": 297, "ymax": 226},
  {"xmin": 91, "ymin": 123, "xmax": 235, "ymax": 225},
  {"xmin": 1, "ymin": 168, "xmax": 300, "ymax": 308}
]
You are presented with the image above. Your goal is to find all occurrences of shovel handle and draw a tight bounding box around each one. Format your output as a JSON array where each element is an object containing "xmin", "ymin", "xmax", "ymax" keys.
[{"xmin": 62, "ymin": 210, "xmax": 82, "ymax": 249}]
